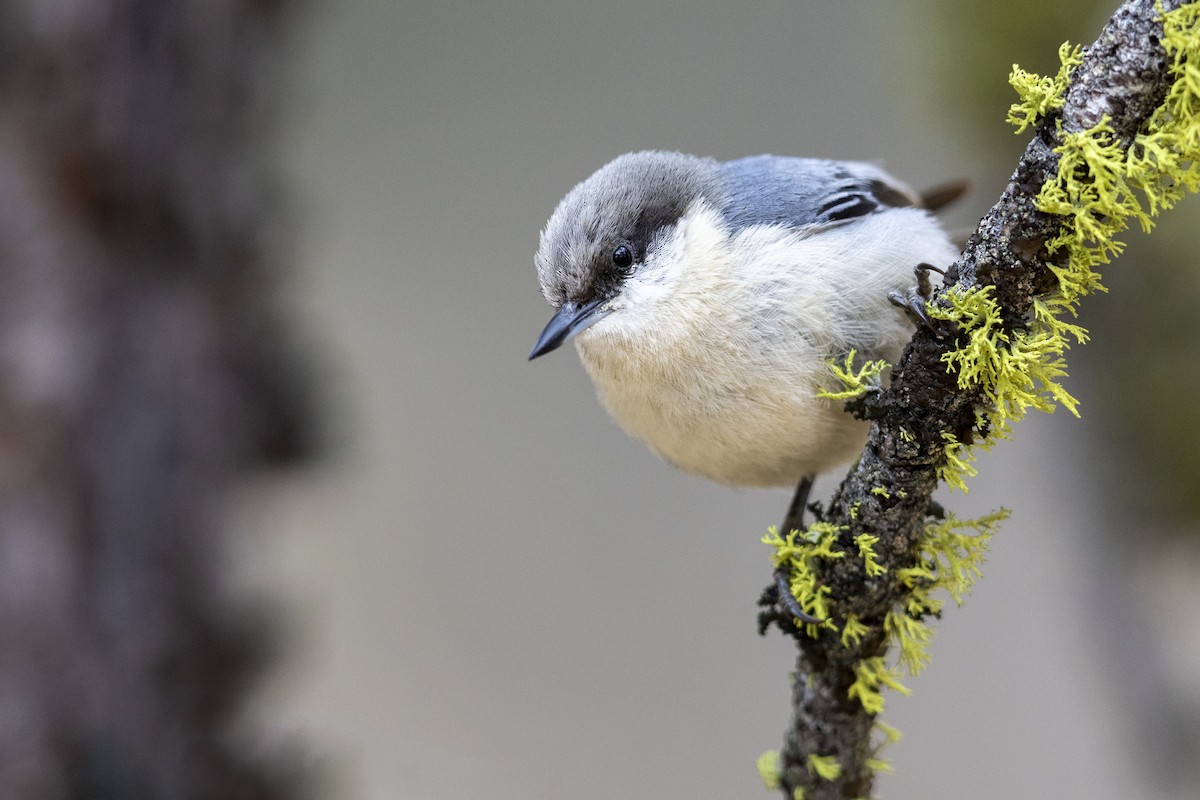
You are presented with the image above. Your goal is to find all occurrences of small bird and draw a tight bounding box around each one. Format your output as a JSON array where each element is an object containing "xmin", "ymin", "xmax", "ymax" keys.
[{"xmin": 530, "ymin": 150, "xmax": 961, "ymax": 492}]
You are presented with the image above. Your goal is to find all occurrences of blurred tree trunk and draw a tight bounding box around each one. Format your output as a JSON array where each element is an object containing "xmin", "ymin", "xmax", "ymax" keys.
[{"xmin": 0, "ymin": 2, "xmax": 314, "ymax": 797}]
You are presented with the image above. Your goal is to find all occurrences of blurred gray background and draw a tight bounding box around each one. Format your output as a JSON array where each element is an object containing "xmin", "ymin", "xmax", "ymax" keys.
[{"xmin": 229, "ymin": 0, "xmax": 1200, "ymax": 797}]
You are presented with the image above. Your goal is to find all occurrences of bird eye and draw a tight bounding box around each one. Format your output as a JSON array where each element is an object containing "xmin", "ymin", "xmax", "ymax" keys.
[{"xmin": 611, "ymin": 245, "xmax": 634, "ymax": 271}]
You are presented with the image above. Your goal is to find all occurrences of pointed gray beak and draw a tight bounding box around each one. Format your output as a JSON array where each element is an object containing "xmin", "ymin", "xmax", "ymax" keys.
[{"xmin": 528, "ymin": 297, "xmax": 612, "ymax": 360}]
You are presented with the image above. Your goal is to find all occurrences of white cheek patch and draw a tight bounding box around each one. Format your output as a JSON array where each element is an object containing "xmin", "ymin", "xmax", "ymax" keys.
[{"xmin": 612, "ymin": 200, "xmax": 732, "ymax": 317}]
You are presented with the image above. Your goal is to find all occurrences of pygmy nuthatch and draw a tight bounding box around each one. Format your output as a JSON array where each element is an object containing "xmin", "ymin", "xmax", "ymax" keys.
[{"xmin": 529, "ymin": 151, "xmax": 960, "ymax": 490}]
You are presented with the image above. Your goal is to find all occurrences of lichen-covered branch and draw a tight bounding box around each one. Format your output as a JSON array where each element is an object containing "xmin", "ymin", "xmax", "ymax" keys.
[{"xmin": 758, "ymin": 2, "xmax": 1200, "ymax": 797}]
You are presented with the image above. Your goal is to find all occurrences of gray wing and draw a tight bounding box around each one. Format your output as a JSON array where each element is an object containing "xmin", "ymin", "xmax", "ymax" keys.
[{"xmin": 717, "ymin": 155, "xmax": 919, "ymax": 233}]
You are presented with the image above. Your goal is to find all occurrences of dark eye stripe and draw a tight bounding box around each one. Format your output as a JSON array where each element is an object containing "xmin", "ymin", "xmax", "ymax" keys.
[{"xmin": 819, "ymin": 195, "xmax": 878, "ymax": 221}]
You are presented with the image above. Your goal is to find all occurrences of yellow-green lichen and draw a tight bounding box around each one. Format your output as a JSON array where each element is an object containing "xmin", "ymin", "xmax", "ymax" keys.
[
  {"xmin": 840, "ymin": 612, "xmax": 869, "ymax": 647},
  {"xmin": 847, "ymin": 656, "xmax": 911, "ymax": 716},
  {"xmin": 765, "ymin": 503, "xmax": 999, "ymax": 718},
  {"xmin": 757, "ymin": 749, "xmax": 782, "ymax": 790},
  {"xmin": 762, "ymin": 523, "xmax": 845, "ymax": 630},
  {"xmin": 1039, "ymin": 3, "xmax": 1200, "ymax": 275},
  {"xmin": 1040, "ymin": 118, "xmax": 1143, "ymax": 271},
  {"xmin": 855, "ymin": 533, "xmax": 887, "ymax": 577},
  {"xmin": 1007, "ymin": 42, "xmax": 1083, "ymax": 133},
  {"xmin": 875, "ymin": 720, "xmax": 903, "ymax": 745},
  {"xmin": 865, "ymin": 757, "xmax": 895, "ymax": 775},
  {"xmin": 920, "ymin": 510, "xmax": 1006, "ymax": 604},
  {"xmin": 937, "ymin": 431, "xmax": 980, "ymax": 494},
  {"xmin": 929, "ymin": 286, "xmax": 1082, "ymax": 444},
  {"xmin": 884, "ymin": 611, "xmax": 934, "ymax": 675},
  {"xmin": 835, "ymin": 507, "xmax": 997, "ymax": 784},
  {"xmin": 818, "ymin": 349, "xmax": 890, "ymax": 401},
  {"xmin": 896, "ymin": 510, "xmax": 1001, "ymax": 617},
  {"xmin": 847, "ymin": 510, "xmax": 1000, "ymax": 716},
  {"xmin": 807, "ymin": 754, "xmax": 843, "ymax": 781}
]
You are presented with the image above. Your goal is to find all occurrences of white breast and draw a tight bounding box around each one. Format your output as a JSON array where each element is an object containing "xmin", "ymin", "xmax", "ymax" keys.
[{"xmin": 573, "ymin": 201, "xmax": 957, "ymax": 487}]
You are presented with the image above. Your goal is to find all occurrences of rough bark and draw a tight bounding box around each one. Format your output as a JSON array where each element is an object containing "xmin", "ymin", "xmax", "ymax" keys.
[
  {"xmin": 764, "ymin": 1, "xmax": 1186, "ymax": 797},
  {"xmin": 0, "ymin": 2, "xmax": 313, "ymax": 797}
]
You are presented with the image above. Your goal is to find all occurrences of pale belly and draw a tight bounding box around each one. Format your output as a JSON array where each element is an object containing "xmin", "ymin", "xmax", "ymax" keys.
[{"xmin": 576, "ymin": 336, "xmax": 870, "ymax": 487}]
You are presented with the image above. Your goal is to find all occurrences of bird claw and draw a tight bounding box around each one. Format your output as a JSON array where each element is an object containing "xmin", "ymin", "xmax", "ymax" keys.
[
  {"xmin": 774, "ymin": 568, "xmax": 823, "ymax": 625},
  {"xmin": 889, "ymin": 263, "xmax": 953, "ymax": 338}
]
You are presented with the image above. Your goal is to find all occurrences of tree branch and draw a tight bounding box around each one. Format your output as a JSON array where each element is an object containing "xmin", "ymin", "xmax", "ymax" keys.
[{"xmin": 763, "ymin": 1, "xmax": 1195, "ymax": 797}]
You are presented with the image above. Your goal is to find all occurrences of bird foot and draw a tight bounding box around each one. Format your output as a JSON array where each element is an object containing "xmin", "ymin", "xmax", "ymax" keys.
[{"xmin": 888, "ymin": 263, "xmax": 953, "ymax": 338}]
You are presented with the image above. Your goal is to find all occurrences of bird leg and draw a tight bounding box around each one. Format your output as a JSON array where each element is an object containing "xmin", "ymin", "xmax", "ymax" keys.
[{"xmin": 781, "ymin": 475, "xmax": 813, "ymax": 537}]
